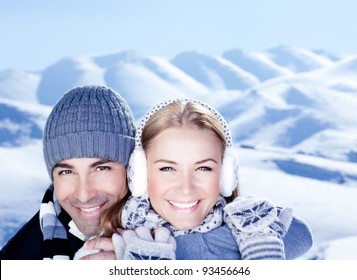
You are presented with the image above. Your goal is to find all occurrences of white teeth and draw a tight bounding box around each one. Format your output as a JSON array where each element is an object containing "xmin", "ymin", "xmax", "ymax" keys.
[
  {"xmin": 169, "ymin": 200, "xmax": 198, "ymax": 209},
  {"xmin": 80, "ymin": 206, "xmax": 100, "ymax": 213}
]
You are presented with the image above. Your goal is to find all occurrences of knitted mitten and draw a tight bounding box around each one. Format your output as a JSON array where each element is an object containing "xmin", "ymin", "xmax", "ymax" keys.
[
  {"xmin": 113, "ymin": 227, "xmax": 176, "ymax": 260},
  {"xmin": 73, "ymin": 236, "xmax": 100, "ymax": 260},
  {"xmin": 224, "ymin": 196, "xmax": 293, "ymax": 260}
]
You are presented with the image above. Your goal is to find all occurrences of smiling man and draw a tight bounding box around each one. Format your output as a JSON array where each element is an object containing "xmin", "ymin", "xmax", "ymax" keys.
[{"xmin": 0, "ymin": 85, "xmax": 136, "ymax": 259}]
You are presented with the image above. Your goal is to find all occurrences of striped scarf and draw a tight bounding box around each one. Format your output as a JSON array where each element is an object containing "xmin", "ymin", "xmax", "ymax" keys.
[
  {"xmin": 122, "ymin": 195, "xmax": 226, "ymax": 237},
  {"xmin": 39, "ymin": 185, "xmax": 87, "ymax": 260}
]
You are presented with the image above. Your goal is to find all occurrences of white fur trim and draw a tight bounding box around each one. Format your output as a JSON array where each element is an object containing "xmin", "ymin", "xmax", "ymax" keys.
[
  {"xmin": 127, "ymin": 147, "xmax": 148, "ymax": 197},
  {"xmin": 220, "ymin": 146, "xmax": 239, "ymax": 196}
]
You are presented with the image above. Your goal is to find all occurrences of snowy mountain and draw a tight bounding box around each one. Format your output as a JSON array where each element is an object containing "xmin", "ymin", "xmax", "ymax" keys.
[
  {"xmin": 171, "ymin": 51, "xmax": 259, "ymax": 90},
  {"xmin": 0, "ymin": 45, "xmax": 356, "ymax": 259},
  {"xmin": 0, "ymin": 99, "xmax": 50, "ymax": 147},
  {"xmin": 0, "ymin": 70, "xmax": 40, "ymax": 102},
  {"xmin": 266, "ymin": 45, "xmax": 335, "ymax": 72},
  {"xmin": 226, "ymin": 61, "xmax": 357, "ymax": 162},
  {"xmin": 222, "ymin": 48, "xmax": 293, "ymax": 81}
]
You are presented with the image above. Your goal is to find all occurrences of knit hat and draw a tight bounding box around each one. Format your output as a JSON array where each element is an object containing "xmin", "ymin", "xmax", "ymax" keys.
[{"xmin": 43, "ymin": 85, "xmax": 136, "ymax": 178}]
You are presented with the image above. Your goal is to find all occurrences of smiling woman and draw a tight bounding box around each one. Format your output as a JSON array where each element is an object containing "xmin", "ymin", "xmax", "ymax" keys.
[{"xmin": 96, "ymin": 98, "xmax": 313, "ymax": 260}]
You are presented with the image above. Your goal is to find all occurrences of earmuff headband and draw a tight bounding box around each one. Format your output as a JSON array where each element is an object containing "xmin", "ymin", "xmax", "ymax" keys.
[{"xmin": 127, "ymin": 98, "xmax": 239, "ymax": 197}]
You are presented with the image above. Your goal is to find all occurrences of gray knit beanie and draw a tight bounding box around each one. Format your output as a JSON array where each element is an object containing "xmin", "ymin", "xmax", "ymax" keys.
[{"xmin": 43, "ymin": 85, "xmax": 136, "ymax": 178}]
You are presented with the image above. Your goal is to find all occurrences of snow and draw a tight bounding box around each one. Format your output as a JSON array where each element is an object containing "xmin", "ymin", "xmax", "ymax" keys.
[
  {"xmin": 0, "ymin": 70, "xmax": 41, "ymax": 102},
  {"xmin": 222, "ymin": 48, "xmax": 294, "ymax": 81},
  {"xmin": 267, "ymin": 45, "xmax": 334, "ymax": 72},
  {"xmin": 324, "ymin": 236, "xmax": 357, "ymax": 260},
  {"xmin": 0, "ymin": 45, "xmax": 356, "ymax": 259},
  {"xmin": 0, "ymin": 141, "xmax": 50, "ymax": 247},
  {"xmin": 171, "ymin": 51, "xmax": 259, "ymax": 90},
  {"xmin": 238, "ymin": 147, "xmax": 357, "ymax": 251}
]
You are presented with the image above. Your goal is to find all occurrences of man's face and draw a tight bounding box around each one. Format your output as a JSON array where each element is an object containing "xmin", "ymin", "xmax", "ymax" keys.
[{"xmin": 53, "ymin": 157, "xmax": 127, "ymax": 235}]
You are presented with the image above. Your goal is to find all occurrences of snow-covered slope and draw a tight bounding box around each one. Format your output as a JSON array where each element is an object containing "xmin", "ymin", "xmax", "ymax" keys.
[
  {"xmin": 238, "ymin": 147, "xmax": 357, "ymax": 259},
  {"xmin": 223, "ymin": 48, "xmax": 293, "ymax": 81},
  {"xmin": 267, "ymin": 45, "xmax": 334, "ymax": 72},
  {"xmin": 0, "ymin": 99, "xmax": 50, "ymax": 147},
  {"xmin": 0, "ymin": 70, "xmax": 40, "ymax": 102},
  {"xmin": 171, "ymin": 51, "xmax": 259, "ymax": 90}
]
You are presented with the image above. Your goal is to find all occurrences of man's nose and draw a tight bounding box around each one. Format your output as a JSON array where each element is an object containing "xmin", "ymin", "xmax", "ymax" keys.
[{"xmin": 75, "ymin": 176, "xmax": 96, "ymax": 203}]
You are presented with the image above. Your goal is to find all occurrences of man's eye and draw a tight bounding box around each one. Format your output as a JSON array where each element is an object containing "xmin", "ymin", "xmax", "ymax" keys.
[
  {"xmin": 159, "ymin": 167, "xmax": 175, "ymax": 171},
  {"xmin": 197, "ymin": 166, "xmax": 212, "ymax": 171},
  {"xmin": 97, "ymin": 166, "xmax": 111, "ymax": 171},
  {"xmin": 58, "ymin": 170, "xmax": 72, "ymax": 175}
]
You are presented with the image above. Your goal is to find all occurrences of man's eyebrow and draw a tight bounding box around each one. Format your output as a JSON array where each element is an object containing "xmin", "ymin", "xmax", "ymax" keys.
[
  {"xmin": 89, "ymin": 159, "xmax": 116, "ymax": 168},
  {"xmin": 53, "ymin": 162, "xmax": 73, "ymax": 169}
]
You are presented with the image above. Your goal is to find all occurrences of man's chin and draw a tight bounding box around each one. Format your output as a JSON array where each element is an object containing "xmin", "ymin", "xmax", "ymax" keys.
[{"xmin": 74, "ymin": 221, "xmax": 101, "ymax": 236}]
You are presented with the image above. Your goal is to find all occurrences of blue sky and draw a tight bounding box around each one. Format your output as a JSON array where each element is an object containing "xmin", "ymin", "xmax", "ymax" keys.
[{"xmin": 1, "ymin": 0, "xmax": 356, "ymax": 71}]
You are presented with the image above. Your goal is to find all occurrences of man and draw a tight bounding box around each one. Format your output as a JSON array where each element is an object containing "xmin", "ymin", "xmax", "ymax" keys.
[{"xmin": 0, "ymin": 85, "xmax": 136, "ymax": 259}]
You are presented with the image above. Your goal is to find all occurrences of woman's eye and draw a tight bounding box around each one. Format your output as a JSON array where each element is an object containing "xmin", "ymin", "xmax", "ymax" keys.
[
  {"xmin": 159, "ymin": 167, "xmax": 175, "ymax": 171},
  {"xmin": 197, "ymin": 166, "xmax": 212, "ymax": 171}
]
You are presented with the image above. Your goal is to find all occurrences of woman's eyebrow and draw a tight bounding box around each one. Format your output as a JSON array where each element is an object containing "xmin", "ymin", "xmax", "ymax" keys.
[
  {"xmin": 195, "ymin": 158, "xmax": 218, "ymax": 164},
  {"xmin": 154, "ymin": 159, "xmax": 177, "ymax": 164},
  {"xmin": 153, "ymin": 158, "xmax": 218, "ymax": 164}
]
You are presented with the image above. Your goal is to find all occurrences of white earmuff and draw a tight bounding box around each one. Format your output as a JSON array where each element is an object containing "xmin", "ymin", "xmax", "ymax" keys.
[
  {"xmin": 127, "ymin": 147, "xmax": 148, "ymax": 197},
  {"xmin": 220, "ymin": 146, "xmax": 239, "ymax": 197}
]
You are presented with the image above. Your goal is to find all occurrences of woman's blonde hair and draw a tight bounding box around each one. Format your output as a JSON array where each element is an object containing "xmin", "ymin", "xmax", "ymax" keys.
[{"xmin": 142, "ymin": 101, "xmax": 225, "ymax": 151}]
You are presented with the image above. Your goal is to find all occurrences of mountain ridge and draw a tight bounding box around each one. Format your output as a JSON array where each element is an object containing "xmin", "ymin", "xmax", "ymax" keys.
[{"xmin": 0, "ymin": 45, "xmax": 356, "ymax": 163}]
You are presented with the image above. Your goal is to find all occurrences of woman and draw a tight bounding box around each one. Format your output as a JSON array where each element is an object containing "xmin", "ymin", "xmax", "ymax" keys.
[{"xmin": 89, "ymin": 98, "xmax": 313, "ymax": 260}]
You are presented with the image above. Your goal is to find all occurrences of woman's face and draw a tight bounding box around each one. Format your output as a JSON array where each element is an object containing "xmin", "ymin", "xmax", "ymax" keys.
[{"xmin": 146, "ymin": 126, "xmax": 222, "ymax": 230}]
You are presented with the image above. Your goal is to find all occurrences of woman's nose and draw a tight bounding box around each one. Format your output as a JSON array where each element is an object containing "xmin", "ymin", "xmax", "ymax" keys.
[{"xmin": 177, "ymin": 171, "xmax": 196, "ymax": 194}]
